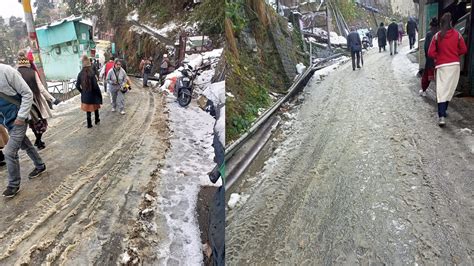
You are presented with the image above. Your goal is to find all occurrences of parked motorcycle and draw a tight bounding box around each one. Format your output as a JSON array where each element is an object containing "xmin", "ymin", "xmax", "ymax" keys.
[{"xmin": 174, "ymin": 64, "xmax": 199, "ymax": 107}]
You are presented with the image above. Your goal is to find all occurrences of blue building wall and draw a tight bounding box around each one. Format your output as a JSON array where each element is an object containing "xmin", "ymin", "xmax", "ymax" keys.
[{"xmin": 36, "ymin": 19, "xmax": 94, "ymax": 80}]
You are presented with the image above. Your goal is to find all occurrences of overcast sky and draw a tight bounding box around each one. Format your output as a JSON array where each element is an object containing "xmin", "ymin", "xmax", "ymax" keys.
[{"xmin": 0, "ymin": 0, "xmax": 37, "ymax": 21}]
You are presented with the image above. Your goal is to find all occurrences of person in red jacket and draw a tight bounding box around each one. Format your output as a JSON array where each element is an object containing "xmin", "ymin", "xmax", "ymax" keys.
[
  {"xmin": 100, "ymin": 57, "xmax": 115, "ymax": 93},
  {"xmin": 427, "ymin": 12, "xmax": 467, "ymax": 127}
]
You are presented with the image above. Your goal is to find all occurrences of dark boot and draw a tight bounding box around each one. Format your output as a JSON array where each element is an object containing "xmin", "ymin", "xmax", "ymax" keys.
[
  {"xmin": 0, "ymin": 150, "xmax": 5, "ymax": 167},
  {"xmin": 94, "ymin": 110, "xmax": 100, "ymax": 125},
  {"xmin": 87, "ymin": 112, "xmax": 93, "ymax": 128},
  {"xmin": 36, "ymin": 134, "xmax": 45, "ymax": 150}
]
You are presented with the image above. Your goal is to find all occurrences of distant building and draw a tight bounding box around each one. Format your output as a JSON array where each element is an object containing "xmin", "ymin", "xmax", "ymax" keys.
[{"xmin": 36, "ymin": 16, "xmax": 96, "ymax": 80}]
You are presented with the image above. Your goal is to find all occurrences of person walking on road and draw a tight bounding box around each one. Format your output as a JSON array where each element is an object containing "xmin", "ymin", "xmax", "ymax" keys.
[
  {"xmin": 347, "ymin": 28, "xmax": 362, "ymax": 71},
  {"xmin": 0, "ymin": 63, "xmax": 46, "ymax": 198},
  {"xmin": 420, "ymin": 17, "xmax": 439, "ymax": 97},
  {"xmin": 142, "ymin": 57, "xmax": 153, "ymax": 87},
  {"xmin": 17, "ymin": 51, "xmax": 59, "ymax": 150},
  {"xmin": 387, "ymin": 19, "xmax": 399, "ymax": 55},
  {"xmin": 398, "ymin": 21, "xmax": 404, "ymax": 45},
  {"xmin": 428, "ymin": 12, "xmax": 467, "ymax": 127},
  {"xmin": 407, "ymin": 17, "xmax": 418, "ymax": 49},
  {"xmin": 377, "ymin": 22, "xmax": 387, "ymax": 52},
  {"xmin": 106, "ymin": 59, "xmax": 128, "ymax": 115},
  {"xmin": 160, "ymin": 54, "xmax": 170, "ymax": 83},
  {"xmin": 76, "ymin": 55, "xmax": 103, "ymax": 128},
  {"xmin": 100, "ymin": 57, "xmax": 115, "ymax": 93}
]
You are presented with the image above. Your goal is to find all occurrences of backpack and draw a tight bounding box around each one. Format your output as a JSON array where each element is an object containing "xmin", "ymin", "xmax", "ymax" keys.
[{"xmin": 144, "ymin": 63, "xmax": 152, "ymax": 73}]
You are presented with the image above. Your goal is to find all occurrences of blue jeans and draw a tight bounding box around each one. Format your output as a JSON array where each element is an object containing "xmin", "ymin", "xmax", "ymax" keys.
[
  {"xmin": 438, "ymin": 101, "xmax": 449, "ymax": 118},
  {"xmin": 4, "ymin": 124, "xmax": 44, "ymax": 188}
]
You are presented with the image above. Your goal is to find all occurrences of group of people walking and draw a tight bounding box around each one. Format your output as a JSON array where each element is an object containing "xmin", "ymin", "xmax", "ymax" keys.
[
  {"xmin": 350, "ymin": 12, "xmax": 466, "ymax": 127},
  {"xmin": 375, "ymin": 17, "xmax": 418, "ymax": 55},
  {"xmin": 0, "ymin": 51, "xmax": 132, "ymax": 198},
  {"xmin": 139, "ymin": 54, "xmax": 171, "ymax": 87}
]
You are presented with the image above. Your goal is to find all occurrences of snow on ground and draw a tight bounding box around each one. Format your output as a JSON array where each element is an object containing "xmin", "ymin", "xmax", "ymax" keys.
[
  {"xmin": 156, "ymin": 96, "xmax": 220, "ymax": 264},
  {"xmin": 160, "ymin": 48, "xmax": 223, "ymax": 94},
  {"xmin": 311, "ymin": 56, "xmax": 350, "ymax": 81},
  {"xmin": 126, "ymin": 10, "xmax": 139, "ymax": 21},
  {"xmin": 310, "ymin": 27, "xmax": 347, "ymax": 45}
]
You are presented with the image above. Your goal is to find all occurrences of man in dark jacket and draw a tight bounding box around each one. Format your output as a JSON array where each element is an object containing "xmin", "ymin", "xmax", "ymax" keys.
[
  {"xmin": 377, "ymin": 22, "xmax": 387, "ymax": 52},
  {"xmin": 387, "ymin": 19, "xmax": 399, "ymax": 55},
  {"xmin": 347, "ymin": 27, "xmax": 362, "ymax": 71},
  {"xmin": 0, "ymin": 63, "xmax": 46, "ymax": 198},
  {"xmin": 407, "ymin": 17, "xmax": 418, "ymax": 49}
]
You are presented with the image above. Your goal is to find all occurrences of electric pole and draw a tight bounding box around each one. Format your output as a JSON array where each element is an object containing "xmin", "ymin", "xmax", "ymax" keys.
[{"xmin": 21, "ymin": 0, "xmax": 48, "ymax": 87}]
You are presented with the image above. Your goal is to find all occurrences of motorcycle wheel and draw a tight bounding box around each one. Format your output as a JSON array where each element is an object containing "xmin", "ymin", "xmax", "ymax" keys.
[{"xmin": 178, "ymin": 89, "xmax": 192, "ymax": 107}]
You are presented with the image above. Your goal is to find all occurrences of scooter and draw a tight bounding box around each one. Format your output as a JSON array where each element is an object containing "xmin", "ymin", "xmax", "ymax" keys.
[
  {"xmin": 174, "ymin": 64, "xmax": 198, "ymax": 107},
  {"xmin": 362, "ymin": 36, "xmax": 370, "ymax": 50}
]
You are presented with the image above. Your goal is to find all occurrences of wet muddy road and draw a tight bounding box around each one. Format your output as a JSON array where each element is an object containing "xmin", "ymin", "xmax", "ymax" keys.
[
  {"xmin": 226, "ymin": 47, "xmax": 474, "ymax": 265},
  {"xmin": 0, "ymin": 79, "xmax": 170, "ymax": 264}
]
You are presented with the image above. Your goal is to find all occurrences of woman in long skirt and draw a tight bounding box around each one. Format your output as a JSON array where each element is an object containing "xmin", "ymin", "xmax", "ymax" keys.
[
  {"xmin": 428, "ymin": 12, "xmax": 467, "ymax": 126},
  {"xmin": 76, "ymin": 55, "xmax": 103, "ymax": 128}
]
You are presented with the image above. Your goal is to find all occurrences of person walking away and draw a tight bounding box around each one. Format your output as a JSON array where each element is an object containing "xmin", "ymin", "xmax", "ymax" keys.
[
  {"xmin": 160, "ymin": 54, "xmax": 170, "ymax": 83},
  {"xmin": 377, "ymin": 23, "xmax": 387, "ymax": 52},
  {"xmin": 17, "ymin": 51, "xmax": 59, "ymax": 150},
  {"xmin": 387, "ymin": 19, "xmax": 399, "ymax": 55},
  {"xmin": 347, "ymin": 28, "xmax": 362, "ymax": 71},
  {"xmin": 407, "ymin": 17, "xmax": 418, "ymax": 49},
  {"xmin": 76, "ymin": 55, "xmax": 103, "ymax": 128},
  {"xmin": 0, "ymin": 125, "xmax": 8, "ymax": 167},
  {"xmin": 106, "ymin": 59, "xmax": 128, "ymax": 115},
  {"xmin": 100, "ymin": 57, "xmax": 115, "ymax": 93},
  {"xmin": 91, "ymin": 58, "xmax": 100, "ymax": 80},
  {"xmin": 0, "ymin": 63, "xmax": 46, "ymax": 198},
  {"xmin": 428, "ymin": 12, "xmax": 467, "ymax": 127},
  {"xmin": 420, "ymin": 17, "xmax": 439, "ymax": 97},
  {"xmin": 143, "ymin": 57, "xmax": 153, "ymax": 87},
  {"xmin": 398, "ymin": 21, "xmax": 404, "ymax": 45}
]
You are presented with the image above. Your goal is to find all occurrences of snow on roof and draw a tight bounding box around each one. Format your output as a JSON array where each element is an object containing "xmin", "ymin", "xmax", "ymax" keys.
[{"xmin": 36, "ymin": 15, "xmax": 92, "ymax": 30}]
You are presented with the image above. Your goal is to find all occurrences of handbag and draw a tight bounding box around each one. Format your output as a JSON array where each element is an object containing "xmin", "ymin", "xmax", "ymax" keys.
[{"xmin": 0, "ymin": 91, "xmax": 43, "ymax": 124}]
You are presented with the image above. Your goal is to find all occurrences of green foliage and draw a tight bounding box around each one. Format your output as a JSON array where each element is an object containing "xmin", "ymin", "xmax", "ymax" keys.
[
  {"xmin": 192, "ymin": 0, "xmax": 225, "ymax": 36},
  {"xmin": 225, "ymin": 0, "xmax": 246, "ymax": 35},
  {"xmin": 335, "ymin": 0, "xmax": 358, "ymax": 23}
]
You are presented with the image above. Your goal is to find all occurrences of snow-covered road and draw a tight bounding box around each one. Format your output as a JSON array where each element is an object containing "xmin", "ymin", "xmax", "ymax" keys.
[{"xmin": 226, "ymin": 42, "xmax": 474, "ymax": 265}]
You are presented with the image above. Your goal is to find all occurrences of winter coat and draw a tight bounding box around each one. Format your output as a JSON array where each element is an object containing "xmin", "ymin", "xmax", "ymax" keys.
[
  {"xmin": 377, "ymin": 27, "xmax": 387, "ymax": 46},
  {"xmin": 0, "ymin": 64, "xmax": 34, "ymax": 130},
  {"xmin": 17, "ymin": 66, "xmax": 54, "ymax": 120},
  {"xmin": 407, "ymin": 20, "xmax": 418, "ymax": 35},
  {"xmin": 106, "ymin": 67, "xmax": 128, "ymax": 91},
  {"xmin": 347, "ymin": 31, "xmax": 362, "ymax": 52},
  {"xmin": 76, "ymin": 68, "xmax": 103, "ymax": 105},
  {"xmin": 387, "ymin": 22, "xmax": 399, "ymax": 41},
  {"xmin": 424, "ymin": 30, "xmax": 436, "ymax": 69},
  {"xmin": 100, "ymin": 61, "xmax": 115, "ymax": 79},
  {"xmin": 428, "ymin": 29, "xmax": 467, "ymax": 68},
  {"xmin": 160, "ymin": 58, "xmax": 169, "ymax": 70}
]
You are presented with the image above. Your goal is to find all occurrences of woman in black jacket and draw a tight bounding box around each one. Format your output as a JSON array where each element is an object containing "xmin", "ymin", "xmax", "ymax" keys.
[
  {"xmin": 76, "ymin": 55, "xmax": 103, "ymax": 128},
  {"xmin": 377, "ymin": 22, "xmax": 387, "ymax": 52},
  {"xmin": 420, "ymin": 17, "xmax": 438, "ymax": 97}
]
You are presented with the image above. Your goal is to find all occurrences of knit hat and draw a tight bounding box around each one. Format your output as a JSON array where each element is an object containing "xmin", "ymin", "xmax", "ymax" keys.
[
  {"xmin": 17, "ymin": 51, "xmax": 30, "ymax": 67},
  {"xmin": 82, "ymin": 55, "xmax": 91, "ymax": 67}
]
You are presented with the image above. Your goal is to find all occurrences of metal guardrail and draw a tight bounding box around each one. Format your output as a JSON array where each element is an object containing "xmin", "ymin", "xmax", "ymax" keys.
[
  {"xmin": 47, "ymin": 81, "xmax": 80, "ymax": 102},
  {"xmin": 224, "ymin": 53, "xmax": 344, "ymax": 191}
]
